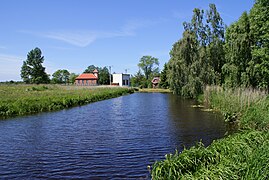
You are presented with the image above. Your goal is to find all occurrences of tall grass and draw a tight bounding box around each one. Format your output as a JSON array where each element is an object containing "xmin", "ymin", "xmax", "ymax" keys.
[
  {"xmin": 151, "ymin": 86, "xmax": 269, "ymax": 179},
  {"xmin": 203, "ymin": 86, "xmax": 268, "ymax": 129},
  {"xmin": 0, "ymin": 84, "xmax": 134, "ymax": 118},
  {"xmin": 151, "ymin": 130, "xmax": 269, "ymax": 180}
]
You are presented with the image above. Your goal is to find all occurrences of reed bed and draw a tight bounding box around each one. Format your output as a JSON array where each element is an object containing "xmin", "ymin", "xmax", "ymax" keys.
[
  {"xmin": 151, "ymin": 86, "xmax": 269, "ymax": 179},
  {"xmin": 0, "ymin": 84, "xmax": 134, "ymax": 118}
]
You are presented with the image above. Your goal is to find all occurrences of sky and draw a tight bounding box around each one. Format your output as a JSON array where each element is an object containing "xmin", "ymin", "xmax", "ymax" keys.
[{"xmin": 0, "ymin": 0, "xmax": 255, "ymax": 81}]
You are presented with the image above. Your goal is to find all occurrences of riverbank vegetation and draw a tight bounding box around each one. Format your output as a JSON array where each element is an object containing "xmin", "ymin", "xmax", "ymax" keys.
[
  {"xmin": 0, "ymin": 85, "xmax": 133, "ymax": 118},
  {"xmin": 151, "ymin": 0, "xmax": 269, "ymax": 178},
  {"xmin": 166, "ymin": 0, "xmax": 269, "ymax": 98},
  {"xmin": 151, "ymin": 87, "xmax": 269, "ymax": 179}
]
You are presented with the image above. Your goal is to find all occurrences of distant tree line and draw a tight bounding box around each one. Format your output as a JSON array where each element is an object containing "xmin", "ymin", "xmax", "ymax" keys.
[
  {"xmin": 20, "ymin": 48, "xmax": 111, "ymax": 85},
  {"xmin": 165, "ymin": 0, "xmax": 269, "ymax": 98}
]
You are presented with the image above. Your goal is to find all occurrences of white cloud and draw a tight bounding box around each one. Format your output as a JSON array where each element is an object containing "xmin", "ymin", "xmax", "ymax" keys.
[{"xmin": 20, "ymin": 18, "xmax": 167, "ymax": 47}]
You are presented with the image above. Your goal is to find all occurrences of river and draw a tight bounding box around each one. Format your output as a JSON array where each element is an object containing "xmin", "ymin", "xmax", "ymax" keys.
[{"xmin": 0, "ymin": 93, "xmax": 227, "ymax": 179}]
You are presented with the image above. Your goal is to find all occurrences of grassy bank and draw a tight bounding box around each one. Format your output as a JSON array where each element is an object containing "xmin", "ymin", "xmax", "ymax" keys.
[
  {"xmin": 138, "ymin": 88, "xmax": 171, "ymax": 93},
  {"xmin": 151, "ymin": 86, "xmax": 269, "ymax": 179},
  {"xmin": 0, "ymin": 84, "xmax": 134, "ymax": 118}
]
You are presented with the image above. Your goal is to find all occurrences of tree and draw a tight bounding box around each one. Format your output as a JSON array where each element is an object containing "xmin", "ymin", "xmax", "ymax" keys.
[
  {"xmin": 223, "ymin": 11, "xmax": 252, "ymax": 87},
  {"xmin": 131, "ymin": 70, "xmax": 146, "ymax": 88},
  {"xmin": 83, "ymin": 65, "xmax": 110, "ymax": 85},
  {"xmin": 98, "ymin": 67, "xmax": 110, "ymax": 85},
  {"xmin": 138, "ymin": 56, "xmax": 159, "ymax": 80},
  {"xmin": 159, "ymin": 63, "xmax": 169, "ymax": 89},
  {"xmin": 249, "ymin": 0, "xmax": 269, "ymax": 89},
  {"xmin": 21, "ymin": 47, "xmax": 50, "ymax": 84},
  {"xmin": 168, "ymin": 4, "xmax": 224, "ymax": 98},
  {"xmin": 69, "ymin": 73, "xmax": 79, "ymax": 84},
  {"xmin": 51, "ymin": 69, "xmax": 70, "ymax": 84},
  {"xmin": 84, "ymin": 65, "xmax": 97, "ymax": 73}
]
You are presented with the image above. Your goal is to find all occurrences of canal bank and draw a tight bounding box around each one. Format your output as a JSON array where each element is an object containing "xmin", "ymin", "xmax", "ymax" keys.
[
  {"xmin": 151, "ymin": 86, "xmax": 269, "ymax": 179},
  {"xmin": 0, "ymin": 85, "xmax": 134, "ymax": 119}
]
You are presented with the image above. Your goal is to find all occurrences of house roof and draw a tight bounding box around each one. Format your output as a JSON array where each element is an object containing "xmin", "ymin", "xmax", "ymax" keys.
[
  {"xmin": 152, "ymin": 77, "xmax": 160, "ymax": 84},
  {"xmin": 75, "ymin": 73, "xmax": 98, "ymax": 80}
]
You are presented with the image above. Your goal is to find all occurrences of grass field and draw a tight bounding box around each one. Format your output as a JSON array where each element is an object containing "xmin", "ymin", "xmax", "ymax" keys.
[
  {"xmin": 0, "ymin": 84, "xmax": 134, "ymax": 118},
  {"xmin": 151, "ymin": 86, "xmax": 269, "ymax": 179}
]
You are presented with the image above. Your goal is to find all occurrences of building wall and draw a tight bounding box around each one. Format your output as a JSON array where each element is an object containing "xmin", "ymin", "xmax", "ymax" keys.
[
  {"xmin": 112, "ymin": 74, "xmax": 130, "ymax": 86},
  {"xmin": 75, "ymin": 79, "xmax": 97, "ymax": 86}
]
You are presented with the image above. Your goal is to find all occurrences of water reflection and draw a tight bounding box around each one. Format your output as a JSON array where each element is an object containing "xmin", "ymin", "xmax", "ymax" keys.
[{"xmin": 0, "ymin": 93, "xmax": 226, "ymax": 179}]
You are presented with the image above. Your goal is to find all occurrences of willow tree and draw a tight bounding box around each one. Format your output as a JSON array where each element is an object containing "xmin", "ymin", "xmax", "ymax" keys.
[
  {"xmin": 223, "ymin": 11, "xmax": 252, "ymax": 87},
  {"xmin": 249, "ymin": 0, "xmax": 269, "ymax": 90},
  {"xmin": 168, "ymin": 4, "xmax": 224, "ymax": 98}
]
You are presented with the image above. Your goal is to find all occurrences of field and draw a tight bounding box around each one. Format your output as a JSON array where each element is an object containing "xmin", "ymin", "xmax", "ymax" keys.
[
  {"xmin": 0, "ymin": 84, "xmax": 134, "ymax": 118},
  {"xmin": 151, "ymin": 86, "xmax": 269, "ymax": 179}
]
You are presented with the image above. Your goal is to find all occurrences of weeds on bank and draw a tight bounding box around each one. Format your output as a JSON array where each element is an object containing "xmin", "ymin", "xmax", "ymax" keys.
[
  {"xmin": 0, "ymin": 85, "xmax": 133, "ymax": 118},
  {"xmin": 151, "ymin": 130, "xmax": 269, "ymax": 180},
  {"xmin": 151, "ymin": 86, "xmax": 269, "ymax": 179}
]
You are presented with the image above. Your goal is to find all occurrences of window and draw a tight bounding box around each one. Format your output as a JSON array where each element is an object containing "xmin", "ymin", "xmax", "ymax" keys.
[
  {"xmin": 126, "ymin": 80, "xmax": 129, "ymax": 85},
  {"xmin": 122, "ymin": 79, "xmax": 125, "ymax": 85}
]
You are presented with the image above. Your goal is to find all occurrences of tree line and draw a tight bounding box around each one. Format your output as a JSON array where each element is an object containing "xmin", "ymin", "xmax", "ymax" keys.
[
  {"xmin": 20, "ymin": 47, "xmax": 110, "ymax": 85},
  {"xmin": 165, "ymin": 0, "xmax": 269, "ymax": 98}
]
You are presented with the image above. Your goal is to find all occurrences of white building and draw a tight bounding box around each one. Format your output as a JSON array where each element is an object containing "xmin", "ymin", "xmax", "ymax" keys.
[{"xmin": 112, "ymin": 73, "xmax": 130, "ymax": 86}]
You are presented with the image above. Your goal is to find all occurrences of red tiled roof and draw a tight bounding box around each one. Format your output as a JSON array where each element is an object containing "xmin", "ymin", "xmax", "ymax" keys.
[{"xmin": 75, "ymin": 73, "xmax": 98, "ymax": 80}]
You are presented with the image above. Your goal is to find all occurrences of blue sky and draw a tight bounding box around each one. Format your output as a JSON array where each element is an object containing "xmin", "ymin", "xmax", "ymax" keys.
[{"xmin": 0, "ymin": 0, "xmax": 254, "ymax": 81}]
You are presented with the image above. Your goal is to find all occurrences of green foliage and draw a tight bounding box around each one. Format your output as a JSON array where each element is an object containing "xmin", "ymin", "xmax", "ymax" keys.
[
  {"xmin": 69, "ymin": 73, "xmax": 79, "ymax": 84},
  {"xmin": 51, "ymin": 69, "xmax": 70, "ymax": 84},
  {"xmin": 20, "ymin": 47, "xmax": 50, "ymax": 84},
  {"xmin": 249, "ymin": 0, "xmax": 269, "ymax": 89},
  {"xmin": 152, "ymin": 87, "xmax": 269, "ymax": 179},
  {"xmin": 159, "ymin": 63, "xmax": 169, "ymax": 89},
  {"xmin": 168, "ymin": 4, "xmax": 224, "ymax": 98},
  {"xmin": 222, "ymin": 0, "xmax": 269, "ymax": 90},
  {"xmin": 151, "ymin": 130, "xmax": 269, "ymax": 179},
  {"xmin": 0, "ymin": 85, "xmax": 134, "ymax": 118},
  {"xmin": 84, "ymin": 65, "xmax": 97, "ymax": 73},
  {"xmin": 130, "ymin": 70, "xmax": 147, "ymax": 88},
  {"xmin": 138, "ymin": 55, "xmax": 159, "ymax": 80},
  {"xmin": 98, "ymin": 67, "xmax": 110, "ymax": 85},
  {"xmin": 84, "ymin": 65, "xmax": 110, "ymax": 85}
]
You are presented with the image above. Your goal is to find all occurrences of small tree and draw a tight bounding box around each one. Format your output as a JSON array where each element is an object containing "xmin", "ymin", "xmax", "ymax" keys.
[
  {"xmin": 51, "ymin": 69, "xmax": 70, "ymax": 84},
  {"xmin": 159, "ymin": 63, "xmax": 169, "ymax": 88},
  {"xmin": 21, "ymin": 47, "xmax": 50, "ymax": 84},
  {"xmin": 69, "ymin": 73, "xmax": 79, "ymax": 84},
  {"xmin": 138, "ymin": 56, "xmax": 159, "ymax": 80},
  {"xmin": 84, "ymin": 65, "xmax": 97, "ymax": 73},
  {"xmin": 98, "ymin": 67, "xmax": 110, "ymax": 85}
]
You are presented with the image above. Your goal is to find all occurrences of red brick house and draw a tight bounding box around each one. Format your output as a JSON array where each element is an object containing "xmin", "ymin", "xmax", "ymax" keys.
[{"xmin": 75, "ymin": 69, "xmax": 98, "ymax": 86}]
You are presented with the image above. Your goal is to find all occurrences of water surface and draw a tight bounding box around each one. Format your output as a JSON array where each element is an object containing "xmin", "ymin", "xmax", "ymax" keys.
[{"xmin": 0, "ymin": 93, "xmax": 226, "ymax": 179}]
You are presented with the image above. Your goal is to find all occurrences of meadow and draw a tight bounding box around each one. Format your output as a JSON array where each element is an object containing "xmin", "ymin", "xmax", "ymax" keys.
[
  {"xmin": 0, "ymin": 84, "xmax": 134, "ymax": 118},
  {"xmin": 151, "ymin": 86, "xmax": 269, "ymax": 179}
]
